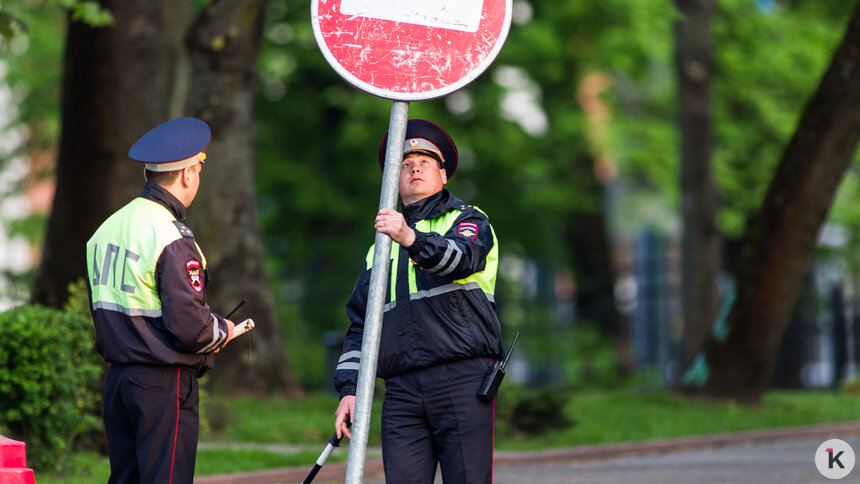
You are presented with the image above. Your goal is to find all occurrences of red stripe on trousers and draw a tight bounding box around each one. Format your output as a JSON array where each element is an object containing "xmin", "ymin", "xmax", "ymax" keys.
[{"xmin": 169, "ymin": 368, "xmax": 181, "ymax": 484}]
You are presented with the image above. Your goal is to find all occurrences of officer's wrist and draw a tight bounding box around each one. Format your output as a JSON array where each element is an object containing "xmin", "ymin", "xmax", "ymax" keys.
[
  {"xmin": 401, "ymin": 228, "xmax": 417, "ymax": 248},
  {"xmin": 339, "ymin": 386, "xmax": 356, "ymax": 399},
  {"xmin": 406, "ymin": 230, "xmax": 426, "ymax": 257}
]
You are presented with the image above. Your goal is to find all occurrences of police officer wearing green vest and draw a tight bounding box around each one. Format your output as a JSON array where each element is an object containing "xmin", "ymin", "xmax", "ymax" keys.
[
  {"xmin": 86, "ymin": 117, "xmax": 235, "ymax": 484},
  {"xmin": 333, "ymin": 119, "xmax": 505, "ymax": 483}
]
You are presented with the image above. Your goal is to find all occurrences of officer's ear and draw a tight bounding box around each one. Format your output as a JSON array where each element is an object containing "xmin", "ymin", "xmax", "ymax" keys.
[
  {"xmin": 180, "ymin": 165, "xmax": 195, "ymax": 187},
  {"xmin": 440, "ymin": 167, "xmax": 448, "ymax": 185}
]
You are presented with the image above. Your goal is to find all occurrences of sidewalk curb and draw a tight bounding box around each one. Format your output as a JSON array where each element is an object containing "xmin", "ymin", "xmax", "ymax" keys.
[{"xmin": 194, "ymin": 421, "xmax": 860, "ymax": 483}]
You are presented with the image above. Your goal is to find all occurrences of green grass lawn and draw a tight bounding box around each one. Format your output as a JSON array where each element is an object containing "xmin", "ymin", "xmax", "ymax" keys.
[
  {"xmin": 35, "ymin": 389, "xmax": 860, "ymax": 483},
  {"xmin": 202, "ymin": 392, "xmax": 382, "ymax": 445},
  {"xmin": 496, "ymin": 389, "xmax": 860, "ymax": 450}
]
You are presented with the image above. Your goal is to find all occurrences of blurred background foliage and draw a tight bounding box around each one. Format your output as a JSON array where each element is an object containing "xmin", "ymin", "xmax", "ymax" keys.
[
  {"xmin": 250, "ymin": 0, "xmax": 853, "ymax": 390},
  {"xmin": 0, "ymin": 0, "xmax": 857, "ymax": 393}
]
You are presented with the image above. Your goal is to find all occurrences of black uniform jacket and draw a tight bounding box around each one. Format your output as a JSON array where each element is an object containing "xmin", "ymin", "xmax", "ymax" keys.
[
  {"xmin": 335, "ymin": 190, "xmax": 504, "ymax": 398},
  {"xmin": 88, "ymin": 183, "xmax": 227, "ymax": 375}
]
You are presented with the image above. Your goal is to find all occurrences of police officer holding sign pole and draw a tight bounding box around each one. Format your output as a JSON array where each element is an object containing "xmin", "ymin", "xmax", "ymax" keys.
[
  {"xmin": 334, "ymin": 120, "xmax": 505, "ymax": 483},
  {"xmin": 86, "ymin": 117, "xmax": 252, "ymax": 484}
]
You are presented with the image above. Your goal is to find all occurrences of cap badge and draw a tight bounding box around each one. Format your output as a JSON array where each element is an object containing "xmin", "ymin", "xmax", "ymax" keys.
[{"xmin": 409, "ymin": 139, "xmax": 419, "ymax": 147}]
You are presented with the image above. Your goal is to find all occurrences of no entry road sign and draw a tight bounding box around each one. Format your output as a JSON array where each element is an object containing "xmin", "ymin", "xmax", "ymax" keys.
[{"xmin": 312, "ymin": 0, "xmax": 512, "ymax": 100}]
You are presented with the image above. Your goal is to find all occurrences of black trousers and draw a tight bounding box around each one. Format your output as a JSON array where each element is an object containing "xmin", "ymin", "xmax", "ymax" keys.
[
  {"xmin": 381, "ymin": 358, "xmax": 495, "ymax": 484},
  {"xmin": 104, "ymin": 364, "xmax": 199, "ymax": 484}
]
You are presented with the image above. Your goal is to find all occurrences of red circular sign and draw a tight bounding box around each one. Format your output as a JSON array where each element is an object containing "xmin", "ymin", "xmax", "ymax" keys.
[{"xmin": 312, "ymin": 0, "xmax": 511, "ymax": 100}]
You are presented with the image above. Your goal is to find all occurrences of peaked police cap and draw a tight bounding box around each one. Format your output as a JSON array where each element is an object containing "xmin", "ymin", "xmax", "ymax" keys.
[
  {"xmin": 128, "ymin": 117, "xmax": 211, "ymax": 172},
  {"xmin": 378, "ymin": 119, "xmax": 458, "ymax": 178}
]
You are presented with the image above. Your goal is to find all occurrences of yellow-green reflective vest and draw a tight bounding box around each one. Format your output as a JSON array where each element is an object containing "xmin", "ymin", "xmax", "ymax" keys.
[
  {"xmin": 366, "ymin": 207, "xmax": 499, "ymax": 304},
  {"xmin": 87, "ymin": 197, "xmax": 206, "ymax": 317}
]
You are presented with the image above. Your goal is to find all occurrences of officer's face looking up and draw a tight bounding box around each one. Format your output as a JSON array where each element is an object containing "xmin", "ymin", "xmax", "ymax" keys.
[{"xmin": 399, "ymin": 153, "xmax": 448, "ymax": 206}]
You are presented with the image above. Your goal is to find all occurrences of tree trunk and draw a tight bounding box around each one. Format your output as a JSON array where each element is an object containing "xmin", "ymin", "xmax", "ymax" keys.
[
  {"xmin": 32, "ymin": 0, "xmax": 191, "ymax": 307},
  {"xmin": 567, "ymin": 155, "xmax": 622, "ymax": 338},
  {"xmin": 185, "ymin": 0, "xmax": 300, "ymax": 395},
  {"xmin": 704, "ymin": 3, "xmax": 860, "ymax": 403},
  {"xmin": 674, "ymin": 0, "xmax": 721, "ymax": 372}
]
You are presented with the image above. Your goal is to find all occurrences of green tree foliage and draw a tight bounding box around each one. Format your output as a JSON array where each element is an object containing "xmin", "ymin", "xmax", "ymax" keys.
[
  {"xmin": 254, "ymin": 0, "xmax": 681, "ymax": 387},
  {"xmin": 255, "ymin": 0, "xmax": 391, "ymax": 387},
  {"xmin": 604, "ymin": 0, "xmax": 849, "ymax": 239},
  {"xmin": 252, "ymin": 0, "xmax": 856, "ymax": 388},
  {"xmin": 714, "ymin": 0, "xmax": 849, "ymax": 238},
  {"xmin": 6, "ymin": 0, "xmax": 858, "ymax": 391},
  {"xmin": 0, "ymin": 1, "xmax": 111, "ymax": 150},
  {"xmin": 0, "ymin": 4, "xmax": 63, "ymax": 154},
  {"xmin": 0, "ymin": 10, "xmax": 27, "ymax": 55},
  {"xmin": 55, "ymin": 0, "xmax": 113, "ymax": 26},
  {"xmin": 703, "ymin": 1, "xmax": 860, "ymax": 401}
]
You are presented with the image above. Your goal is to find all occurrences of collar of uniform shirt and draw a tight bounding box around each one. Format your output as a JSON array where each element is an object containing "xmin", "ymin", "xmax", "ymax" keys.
[
  {"xmin": 402, "ymin": 189, "xmax": 450, "ymax": 224},
  {"xmin": 140, "ymin": 182, "xmax": 187, "ymax": 221}
]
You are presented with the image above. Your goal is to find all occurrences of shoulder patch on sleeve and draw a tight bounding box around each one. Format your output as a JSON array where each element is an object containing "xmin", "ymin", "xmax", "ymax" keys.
[
  {"xmin": 173, "ymin": 220, "xmax": 195, "ymax": 238},
  {"xmin": 186, "ymin": 259, "xmax": 203, "ymax": 293},
  {"xmin": 458, "ymin": 222, "xmax": 478, "ymax": 240}
]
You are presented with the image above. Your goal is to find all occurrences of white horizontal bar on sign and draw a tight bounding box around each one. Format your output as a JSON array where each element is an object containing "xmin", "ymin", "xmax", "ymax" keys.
[{"xmin": 340, "ymin": 0, "xmax": 484, "ymax": 33}]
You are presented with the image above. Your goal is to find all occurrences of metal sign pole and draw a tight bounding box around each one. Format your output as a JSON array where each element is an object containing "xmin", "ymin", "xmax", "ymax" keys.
[{"xmin": 344, "ymin": 100, "xmax": 409, "ymax": 484}]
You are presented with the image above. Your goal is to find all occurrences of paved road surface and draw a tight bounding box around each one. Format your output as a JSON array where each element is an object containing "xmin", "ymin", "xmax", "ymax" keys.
[
  {"xmin": 488, "ymin": 437, "xmax": 858, "ymax": 484},
  {"xmin": 360, "ymin": 437, "xmax": 860, "ymax": 484},
  {"xmin": 196, "ymin": 424, "xmax": 860, "ymax": 484}
]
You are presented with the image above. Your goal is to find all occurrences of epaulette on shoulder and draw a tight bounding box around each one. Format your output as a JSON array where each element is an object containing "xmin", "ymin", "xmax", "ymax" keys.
[
  {"xmin": 173, "ymin": 220, "xmax": 195, "ymax": 238},
  {"xmin": 459, "ymin": 204, "xmax": 473, "ymax": 211}
]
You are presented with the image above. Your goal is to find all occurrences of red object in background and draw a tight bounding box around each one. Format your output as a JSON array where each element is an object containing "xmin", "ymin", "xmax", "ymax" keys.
[{"xmin": 0, "ymin": 435, "xmax": 36, "ymax": 484}]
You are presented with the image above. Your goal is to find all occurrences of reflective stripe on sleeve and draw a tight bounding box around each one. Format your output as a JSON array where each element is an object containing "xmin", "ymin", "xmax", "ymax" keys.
[
  {"xmin": 197, "ymin": 314, "xmax": 226, "ymax": 353},
  {"xmin": 426, "ymin": 239, "xmax": 463, "ymax": 276},
  {"xmin": 338, "ymin": 351, "xmax": 362, "ymax": 363},
  {"xmin": 337, "ymin": 350, "xmax": 361, "ymax": 371},
  {"xmin": 436, "ymin": 240, "xmax": 464, "ymax": 277}
]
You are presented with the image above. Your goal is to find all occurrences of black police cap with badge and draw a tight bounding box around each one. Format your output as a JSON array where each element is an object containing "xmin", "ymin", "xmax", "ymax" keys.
[
  {"xmin": 378, "ymin": 119, "xmax": 458, "ymax": 178},
  {"xmin": 128, "ymin": 117, "xmax": 211, "ymax": 171}
]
